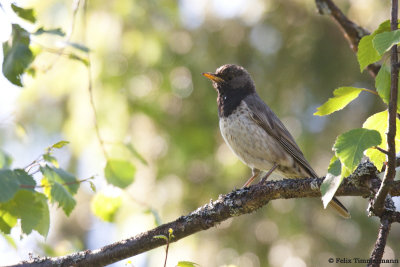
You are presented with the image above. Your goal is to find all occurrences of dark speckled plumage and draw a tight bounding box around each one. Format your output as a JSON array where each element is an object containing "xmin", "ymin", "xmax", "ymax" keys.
[{"xmin": 203, "ymin": 64, "xmax": 350, "ymax": 218}]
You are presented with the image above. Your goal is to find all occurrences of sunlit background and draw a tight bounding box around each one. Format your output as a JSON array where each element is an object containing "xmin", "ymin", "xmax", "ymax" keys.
[{"xmin": 1, "ymin": 0, "xmax": 399, "ymax": 266}]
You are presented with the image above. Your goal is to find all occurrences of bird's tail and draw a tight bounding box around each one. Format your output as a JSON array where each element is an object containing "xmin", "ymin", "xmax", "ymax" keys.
[{"xmin": 328, "ymin": 197, "xmax": 351, "ymax": 218}]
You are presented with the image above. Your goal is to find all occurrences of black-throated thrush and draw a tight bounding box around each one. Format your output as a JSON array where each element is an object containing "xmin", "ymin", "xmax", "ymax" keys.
[{"xmin": 203, "ymin": 64, "xmax": 350, "ymax": 218}]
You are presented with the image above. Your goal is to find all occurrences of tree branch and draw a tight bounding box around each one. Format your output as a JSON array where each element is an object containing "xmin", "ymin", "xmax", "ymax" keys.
[
  {"xmin": 315, "ymin": 0, "xmax": 381, "ymax": 77},
  {"xmin": 371, "ymin": 0, "xmax": 399, "ymax": 217},
  {"xmin": 367, "ymin": 216, "xmax": 392, "ymax": 267},
  {"xmin": 391, "ymin": 211, "xmax": 400, "ymax": 223},
  {"xmin": 366, "ymin": 2, "xmax": 400, "ymax": 266},
  {"xmin": 6, "ymin": 162, "xmax": 400, "ymax": 267}
]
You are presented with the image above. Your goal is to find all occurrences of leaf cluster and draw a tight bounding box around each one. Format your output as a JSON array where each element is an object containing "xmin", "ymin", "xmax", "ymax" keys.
[
  {"xmin": 315, "ymin": 20, "xmax": 400, "ymax": 206},
  {"xmin": 1, "ymin": 3, "xmax": 89, "ymax": 87},
  {"xmin": 0, "ymin": 141, "xmax": 79, "ymax": 238}
]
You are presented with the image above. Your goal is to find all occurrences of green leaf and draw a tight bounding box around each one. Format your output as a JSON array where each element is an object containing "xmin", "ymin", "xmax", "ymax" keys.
[
  {"xmin": 18, "ymin": 191, "xmax": 47, "ymax": 235},
  {"xmin": 321, "ymin": 173, "xmax": 344, "ymax": 209},
  {"xmin": 314, "ymin": 87, "xmax": 363, "ymax": 116},
  {"xmin": 0, "ymin": 169, "xmax": 36, "ymax": 202},
  {"xmin": 168, "ymin": 228, "xmax": 175, "ymax": 239},
  {"xmin": 44, "ymin": 180, "xmax": 76, "ymax": 216},
  {"xmin": 68, "ymin": 54, "xmax": 89, "ymax": 66},
  {"xmin": 9, "ymin": 191, "xmax": 39, "ymax": 234},
  {"xmin": 373, "ymin": 30, "xmax": 400, "ymax": 55},
  {"xmin": 357, "ymin": 20, "xmax": 391, "ymax": 71},
  {"xmin": 91, "ymin": 193, "xmax": 122, "ymax": 222},
  {"xmin": 11, "ymin": 4, "xmax": 36, "ymax": 23},
  {"xmin": 376, "ymin": 64, "xmax": 391, "ymax": 104},
  {"xmin": 327, "ymin": 155, "xmax": 341, "ymax": 176},
  {"xmin": 374, "ymin": 20, "xmax": 392, "ymax": 34},
  {"xmin": 0, "ymin": 170, "xmax": 20, "ymax": 202},
  {"xmin": 32, "ymin": 193, "xmax": 50, "ymax": 237},
  {"xmin": 51, "ymin": 141, "xmax": 70, "ymax": 149},
  {"xmin": 104, "ymin": 159, "xmax": 136, "ymax": 188},
  {"xmin": 176, "ymin": 261, "xmax": 199, "ymax": 267},
  {"xmin": 333, "ymin": 128, "xmax": 382, "ymax": 173},
  {"xmin": 321, "ymin": 156, "xmax": 343, "ymax": 208},
  {"xmin": 33, "ymin": 27, "xmax": 65, "ymax": 37},
  {"xmin": 341, "ymin": 164, "xmax": 352, "ymax": 178},
  {"xmin": 26, "ymin": 67, "xmax": 36, "ymax": 77},
  {"xmin": 0, "ymin": 210, "xmax": 17, "ymax": 234},
  {"xmin": 89, "ymin": 181, "xmax": 97, "ymax": 192},
  {"xmin": 2, "ymin": 44, "xmax": 33, "ymax": 86},
  {"xmin": 357, "ymin": 35, "xmax": 382, "ymax": 72},
  {"xmin": 0, "ymin": 150, "xmax": 12, "ymax": 169},
  {"xmin": 2, "ymin": 25, "xmax": 34, "ymax": 86},
  {"xmin": 13, "ymin": 169, "xmax": 36, "ymax": 191},
  {"xmin": 363, "ymin": 110, "xmax": 400, "ymax": 170},
  {"xmin": 375, "ymin": 64, "xmax": 400, "ymax": 112},
  {"xmin": 126, "ymin": 143, "xmax": 148, "ymax": 165},
  {"xmin": 43, "ymin": 153, "xmax": 59, "ymax": 167},
  {"xmin": 62, "ymin": 41, "xmax": 90, "ymax": 53},
  {"xmin": 0, "ymin": 190, "xmax": 49, "ymax": 237},
  {"xmin": 40, "ymin": 166, "xmax": 79, "ymax": 194}
]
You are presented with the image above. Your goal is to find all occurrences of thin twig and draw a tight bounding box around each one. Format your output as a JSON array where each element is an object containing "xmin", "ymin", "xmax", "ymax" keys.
[
  {"xmin": 82, "ymin": 0, "xmax": 109, "ymax": 161},
  {"xmin": 372, "ymin": 0, "xmax": 399, "ymax": 216},
  {"xmin": 19, "ymin": 177, "xmax": 94, "ymax": 189},
  {"xmin": 31, "ymin": 42, "xmax": 88, "ymax": 59},
  {"xmin": 24, "ymin": 155, "xmax": 43, "ymax": 171},
  {"xmin": 25, "ymin": 161, "xmax": 42, "ymax": 173},
  {"xmin": 42, "ymin": 0, "xmax": 82, "ymax": 72},
  {"xmin": 86, "ymin": 60, "xmax": 109, "ymax": 160},
  {"xmin": 163, "ymin": 238, "xmax": 170, "ymax": 267},
  {"xmin": 374, "ymin": 146, "xmax": 389, "ymax": 155}
]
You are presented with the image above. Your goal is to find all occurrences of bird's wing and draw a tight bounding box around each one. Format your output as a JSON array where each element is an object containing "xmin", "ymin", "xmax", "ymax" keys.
[{"xmin": 244, "ymin": 93, "xmax": 318, "ymax": 178}]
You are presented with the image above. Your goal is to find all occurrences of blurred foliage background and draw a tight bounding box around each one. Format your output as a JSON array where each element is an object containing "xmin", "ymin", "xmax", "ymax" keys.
[{"xmin": 1, "ymin": 0, "xmax": 399, "ymax": 266}]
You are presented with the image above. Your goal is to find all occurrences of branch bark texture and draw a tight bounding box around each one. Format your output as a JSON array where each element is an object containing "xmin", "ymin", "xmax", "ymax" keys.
[
  {"xmin": 367, "ymin": 218, "xmax": 391, "ymax": 267},
  {"xmin": 7, "ymin": 163, "xmax": 400, "ymax": 267}
]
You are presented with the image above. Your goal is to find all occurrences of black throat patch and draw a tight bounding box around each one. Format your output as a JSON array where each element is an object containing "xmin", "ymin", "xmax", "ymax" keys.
[{"xmin": 217, "ymin": 83, "xmax": 254, "ymax": 117}]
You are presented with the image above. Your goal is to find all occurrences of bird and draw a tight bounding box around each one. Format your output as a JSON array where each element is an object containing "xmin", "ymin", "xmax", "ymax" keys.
[{"xmin": 202, "ymin": 64, "xmax": 350, "ymax": 218}]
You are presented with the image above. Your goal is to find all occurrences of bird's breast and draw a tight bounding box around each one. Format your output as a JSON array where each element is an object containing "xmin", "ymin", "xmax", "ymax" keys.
[{"xmin": 219, "ymin": 101, "xmax": 289, "ymax": 171}]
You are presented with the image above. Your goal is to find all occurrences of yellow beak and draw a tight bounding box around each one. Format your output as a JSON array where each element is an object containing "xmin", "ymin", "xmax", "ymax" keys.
[{"xmin": 202, "ymin": 72, "xmax": 224, "ymax": 83}]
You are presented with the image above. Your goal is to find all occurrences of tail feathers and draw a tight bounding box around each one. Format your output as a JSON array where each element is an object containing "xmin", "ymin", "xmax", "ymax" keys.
[{"xmin": 328, "ymin": 197, "xmax": 351, "ymax": 218}]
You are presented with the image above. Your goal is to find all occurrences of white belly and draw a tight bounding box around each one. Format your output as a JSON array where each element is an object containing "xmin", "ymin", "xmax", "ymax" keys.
[{"xmin": 219, "ymin": 101, "xmax": 290, "ymax": 172}]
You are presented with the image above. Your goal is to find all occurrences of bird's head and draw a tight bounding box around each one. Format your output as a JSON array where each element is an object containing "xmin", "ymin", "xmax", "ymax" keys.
[{"xmin": 202, "ymin": 64, "xmax": 255, "ymax": 95}]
